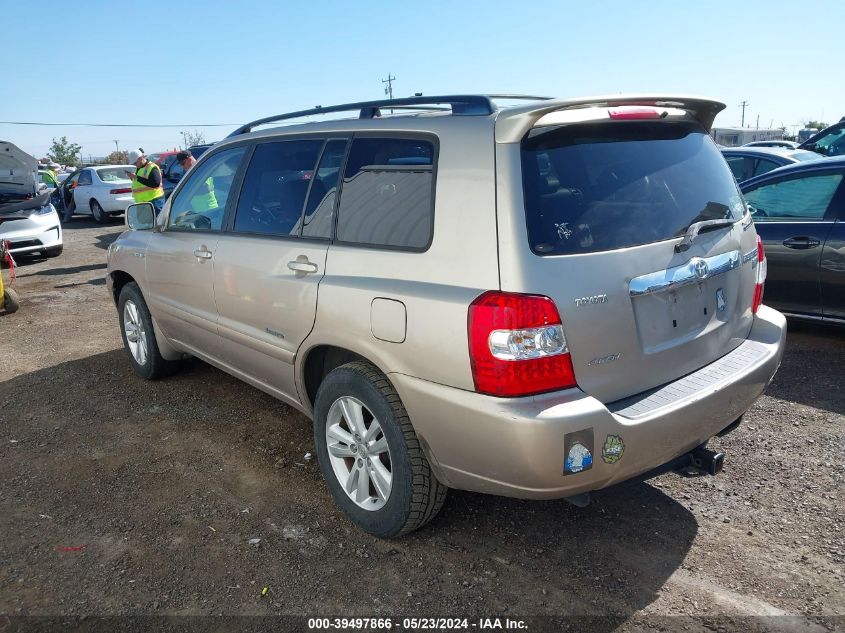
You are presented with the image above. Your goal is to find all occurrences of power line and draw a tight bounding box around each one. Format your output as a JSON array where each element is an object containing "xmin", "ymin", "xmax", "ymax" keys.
[{"xmin": 0, "ymin": 121, "xmax": 237, "ymax": 128}]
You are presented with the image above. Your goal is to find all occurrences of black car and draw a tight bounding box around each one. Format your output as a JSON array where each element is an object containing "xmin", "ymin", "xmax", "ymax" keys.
[
  {"xmin": 740, "ymin": 157, "xmax": 845, "ymax": 323},
  {"xmin": 161, "ymin": 144, "xmax": 213, "ymax": 197}
]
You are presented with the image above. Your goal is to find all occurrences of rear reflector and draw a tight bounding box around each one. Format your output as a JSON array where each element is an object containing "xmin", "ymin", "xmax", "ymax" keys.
[
  {"xmin": 608, "ymin": 106, "xmax": 663, "ymax": 120},
  {"xmin": 752, "ymin": 235, "xmax": 766, "ymax": 313},
  {"xmin": 110, "ymin": 188, "xmax": 132, "ymax": 194},
  {"xmin": 468, "ymin": 291, "xmax": 577, "ymax": 397}
]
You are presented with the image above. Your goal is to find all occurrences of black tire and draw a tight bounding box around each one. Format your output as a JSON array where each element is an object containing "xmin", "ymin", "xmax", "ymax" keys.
[
  {"xmin": 313, "ymin": 361, "xmax": 447, "ymax": 537},
  {"xmin": 3, "ymin": 288, "xmax": 20, "ymax": 313},
  {"xmin": 43, "ymin": 245, "xmax": 63, "ymax": 258},
  {"xmin": 117, "ymin": 282, "xmax": 179, "ymax": 379},
  {"xmin": 91, "ymin": 199, "xmax": 108, "ymax": 224}
]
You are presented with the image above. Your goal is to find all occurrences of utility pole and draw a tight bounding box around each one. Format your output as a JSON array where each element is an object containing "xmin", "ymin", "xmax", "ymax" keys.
[
  {"xmin": 382, "ymin": 74, "xmax": 396, "ymax": 114},
  {"xmin": 382, "ymin": 73, "xmax": 396, "ymax": 100},
  {"xmin": 756, "ymin": 114, "xmax": 760, "ymax": 130},
  {"xmin": 739, "ymin": 100, "xmax": 749, "ymax": 127},
  {"xmin": 113, "ymin": 140, "xmax": 120, "ymax": 153}
]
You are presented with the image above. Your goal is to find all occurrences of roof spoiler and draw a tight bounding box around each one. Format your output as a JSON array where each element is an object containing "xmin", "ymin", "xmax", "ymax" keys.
[{"xmin": 494, "ymin": 94, "xmax": 726, "ymax": 143}]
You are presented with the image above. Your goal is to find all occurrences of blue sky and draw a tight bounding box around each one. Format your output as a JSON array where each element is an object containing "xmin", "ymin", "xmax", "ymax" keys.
[{"xmin": 3, "ymin": 0, "xmax": 843, "ymax": 159}]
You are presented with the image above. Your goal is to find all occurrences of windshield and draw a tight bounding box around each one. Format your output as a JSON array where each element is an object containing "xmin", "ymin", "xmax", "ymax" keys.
[
  {"xmin": 96, "ymin": 167, "xmax": 131, "ymax": 183},
  {"xmin": 521, "ymin": 121, "xmax": 744, "ymax": 255},
  {"xmin": 809, "ymin": 124, "xmax": 845, "ymax": 157}
]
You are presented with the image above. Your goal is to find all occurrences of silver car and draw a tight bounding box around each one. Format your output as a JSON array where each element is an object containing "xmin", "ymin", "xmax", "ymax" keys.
[{"xmin": 107, "ymin": 94, "xmax": 786, "ymax": 537}]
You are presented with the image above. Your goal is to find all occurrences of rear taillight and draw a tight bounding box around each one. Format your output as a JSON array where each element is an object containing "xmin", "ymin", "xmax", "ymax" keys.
[
  {"xmin": 110, "ymin": 188, "xmax": 132, "ymax": 194},
  {"xmin": 608, "ymin": 106, "xmax": 663, "ymax": 120},
  {"xmin": 468, "ymin": 291, "xmax": 577, "ymax": 397},
  {"xmin": 752, "ymin": 235, "xmax": 766, "ymax": 313}
]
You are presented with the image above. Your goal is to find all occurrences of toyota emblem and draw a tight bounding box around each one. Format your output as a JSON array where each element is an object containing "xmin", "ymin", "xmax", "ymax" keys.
[{"xmin": 692, "ymin": 258, "xmax": 709, "ymax": 279}]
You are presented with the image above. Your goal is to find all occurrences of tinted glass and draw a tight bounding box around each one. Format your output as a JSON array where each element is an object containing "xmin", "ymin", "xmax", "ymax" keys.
[
  {"xmin": 77, "ymin": 170, "xmax": 92, "ymax": 185},
  {"xmin": 302, "ymin": 139, "xmax": 347, "ymax": 239},
  {"xmin": 336, "ymin": 137, "xmax": 435, "ymax": 249},
  {"xmin": 169, "ymin": 147, "xmax": 245, "ymax": 232},
  {"xmin": 745, "ymin": 173, "xmax": 843, "ymax": 221},
  {"xmin": 234, "ymin": 140, "xmax": 322, "ymax": 236},
  {"xmin": 752, "ymin": 158, "xmax": 780, "ymax": 177},
  {"xmin": 522, "ymin": 121, "xmax": 745, "ymax": 255},
  {"xmin": 813, "ymin": 125, "xmax": 845, "ymax": 157},
  {"xmin": 725, "ymin": 156, "xmax": 748, "ymax": 181}
]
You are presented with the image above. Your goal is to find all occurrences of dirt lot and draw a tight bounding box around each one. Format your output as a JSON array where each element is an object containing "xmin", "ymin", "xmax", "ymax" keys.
[{"xmin": 1, "ymin": 219, "xmax": 843, "ymax": 632}]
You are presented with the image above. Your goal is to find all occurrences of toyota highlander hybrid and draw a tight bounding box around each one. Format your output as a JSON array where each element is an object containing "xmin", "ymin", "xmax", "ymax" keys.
[{"xmin": 107, "ymin": 94, "xmax": 786, "ymax": 537}]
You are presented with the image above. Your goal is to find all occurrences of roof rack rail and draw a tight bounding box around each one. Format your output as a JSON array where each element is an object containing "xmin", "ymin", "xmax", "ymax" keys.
[{"xmin": 227, "ymin": 95, "xmax": 496, "ymax": 138}]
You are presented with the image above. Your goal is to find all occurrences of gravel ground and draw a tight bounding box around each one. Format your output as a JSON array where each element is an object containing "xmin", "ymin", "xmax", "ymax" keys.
[{"xmin": 0, "ymin": 218, "xmax": 843, "ymax": 632}]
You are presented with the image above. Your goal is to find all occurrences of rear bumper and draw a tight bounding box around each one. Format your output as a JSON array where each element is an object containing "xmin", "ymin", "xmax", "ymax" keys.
[
  {"xmin": 101, "ymin": 194, "xmax": 134, "ymax": 213},
  {"xmin": 391, "ymin": 305, "xmax": 786, "ymax": 500}
]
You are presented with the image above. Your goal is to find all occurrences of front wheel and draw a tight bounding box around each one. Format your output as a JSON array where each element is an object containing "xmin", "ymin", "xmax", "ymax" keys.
[
  {"xmin": 117, "ymin": 282, "xmax": 178, "ymax": 379},
  {"xmin": 314, "ymin": 361, "xmax": 447, "ymax": 537}
]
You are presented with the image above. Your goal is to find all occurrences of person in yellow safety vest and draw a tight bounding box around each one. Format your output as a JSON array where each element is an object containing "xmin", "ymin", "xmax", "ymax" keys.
[
  {"xmin": 175, "ymin": 150, "xmax": 218, "ymax": 213},
  {"xmin": 126, "ymin": 149, "xmax": 165, "ymax": 216}
]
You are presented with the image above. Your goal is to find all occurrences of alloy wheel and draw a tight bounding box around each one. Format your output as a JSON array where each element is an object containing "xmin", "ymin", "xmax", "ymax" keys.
[
  {"xmin": 325, "ymin": 396, "xmax": 393, "ymax": 511},
  {"xmin": 123, "ymin": 299, "xmax": 148, "ymax": 366}
]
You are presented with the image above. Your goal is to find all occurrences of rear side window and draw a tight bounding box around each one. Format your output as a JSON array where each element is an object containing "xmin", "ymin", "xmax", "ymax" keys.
[
  {"xmin": 78, "ymin": 170, "xmax": 92, "ymax": 185},
  {"xmin": 336, "ymin": 137, "xmax": 435, "ymax": 250},
  {"xmin": 521, "ymin": 121, "xmax": 745, "ymax": 255},
  {"xmin": 234, "ymin": 140, "xmax": 323, "ymax": 236},
  {"xmin": 96, "ymin": 167, "xmax": 130, "ymax": 182}
]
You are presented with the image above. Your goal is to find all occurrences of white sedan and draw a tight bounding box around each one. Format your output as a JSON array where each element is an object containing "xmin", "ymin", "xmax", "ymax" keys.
[{"xmin": 58, "ymin": 165, "xmax": 137, "ymax": 223}]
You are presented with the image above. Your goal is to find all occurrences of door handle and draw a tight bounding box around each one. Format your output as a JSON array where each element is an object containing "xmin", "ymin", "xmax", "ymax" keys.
[
  {"xmin": 782, "ymin": 236, "xmax": 821, "ymax": 249},
  {"xmin": 287, "ymin": 260, "xmax": 319, "ymax": 273},
  {"xmin": 193, "ymin": 248, "xmax": 213, "ymax": 259}
]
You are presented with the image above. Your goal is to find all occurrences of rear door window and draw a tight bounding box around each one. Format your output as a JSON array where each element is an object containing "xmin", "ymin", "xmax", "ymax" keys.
[
  {"xmin": 77, "ymin": 170, "xmax": 92, "ymax": 186},
  {"xmin": 233, "ymin": 140, "xmax": 323, "ymax": 237},
  {"xmin": 336, "ymin": 137, "xmax": 435, "ymax": 250},
  {"xmin": 521, "ymin": 121, "xmax": 745, "ymax": 255}
]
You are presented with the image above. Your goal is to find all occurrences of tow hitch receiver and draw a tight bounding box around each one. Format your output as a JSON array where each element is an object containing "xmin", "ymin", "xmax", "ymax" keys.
[{"xmin": 689, "ymin": 447, "xmax": 725, "ymax": 476}]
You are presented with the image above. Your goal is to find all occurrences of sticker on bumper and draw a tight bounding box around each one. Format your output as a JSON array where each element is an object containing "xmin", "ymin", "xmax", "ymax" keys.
[
  {"xmin": 601, "ymin": 435, "xmax": 625, "ymax": 464},
  {"xmin": 563, "ymin": 428, "xmax": 593, "ymax": 475}
]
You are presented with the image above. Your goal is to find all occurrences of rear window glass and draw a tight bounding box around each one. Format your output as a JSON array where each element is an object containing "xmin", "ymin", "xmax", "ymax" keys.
[
  {"xmin": 521, "ymin": 121, "xmax": 745, "ymax": 255},
  {"xmin": 96, "ymin": 167, "xmax": 131, "ymax": 182}
]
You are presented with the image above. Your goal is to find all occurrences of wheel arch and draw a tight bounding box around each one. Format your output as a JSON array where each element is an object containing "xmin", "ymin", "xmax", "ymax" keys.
[{"xmin": 300, "ymin": 345, "xmax": 381, "ymax": 411}]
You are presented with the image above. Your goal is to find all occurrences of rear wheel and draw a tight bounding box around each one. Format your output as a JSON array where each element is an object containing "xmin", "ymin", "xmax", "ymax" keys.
[
  {"xmin": 91, "ymin": 199, "xmax": 108, "ymax": 223},
  {"xmin": 118, "ymin": 282, "xmax": 178, "ymax": 379},
  {"xmin": 313, "ymin": 361, "xmax": 447, "ymax": 537}
]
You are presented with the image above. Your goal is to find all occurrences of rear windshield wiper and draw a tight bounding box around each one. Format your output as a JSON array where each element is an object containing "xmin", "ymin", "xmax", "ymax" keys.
[{"xmin": 675, "ymin": 218, "xmax": 736, "ymax": 253}]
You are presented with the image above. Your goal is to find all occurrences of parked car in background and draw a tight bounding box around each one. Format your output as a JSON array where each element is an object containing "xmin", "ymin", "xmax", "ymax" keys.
[
  {"xmin": 799, "ymin": 119, "xmax": 845, "ymax": 158},
  {"xmin": 108, "ymin": 94, "xmax": 786, "ymax": 537},
  {"xmin": 0, "ymin": 141, "xmax": 63, "ymax": 257},
  {"xmin": 721, "ymin": 147, "xmax": 820, "ymax": 183},
  {"xmin": 53, "ymin": 165, "xmax": 136, "ymax": 223},
  {"xmin": 741, "ymin": 157, "xmax": 845, "ymax": 323},
  {"xmin": 742, "ymin": 140, "xmax": 800, "ymax": 149},
  {"xmin": 161, "ymin": 144, "xmax": 213, "ymax": 197},
  {"xmin": 147, "ymin": 150, "xmax": 178, "ymax": 167}
]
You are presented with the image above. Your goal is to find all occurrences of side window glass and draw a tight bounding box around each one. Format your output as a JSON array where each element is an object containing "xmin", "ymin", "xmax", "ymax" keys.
[
  {"xmin": 745, "ymin": 174, "xmax": 843, "ymax": 221},
  {"xmin": 169, "ymin": 147, "xmax": 245, "ymax": 232},
  {"xmin": 725, "ymin": 156, "xmax": 746, "ymax": 181},
  {"xmin": 302, "ymin": 139, "xmax": 347, "ymax": 239},
  {"xmin": 78, "ymin": 170, "xmax": 92, "ymax": 185},
  {"xmin": 336, "ymin": 137, "xmax": 435, "ymax": 250},
  {"xmin": 752, "ymin": 159, "xmax": 779, "ymax": 177},
  {"xmin": 233, "ymin": 140, "xmax": 323, "ymax": 236}
]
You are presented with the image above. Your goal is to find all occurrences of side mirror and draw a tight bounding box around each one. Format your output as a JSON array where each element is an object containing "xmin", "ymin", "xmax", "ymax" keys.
[{"xmin": 126, "ymin": 202, "xmax": 155, "ymax": 230}]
